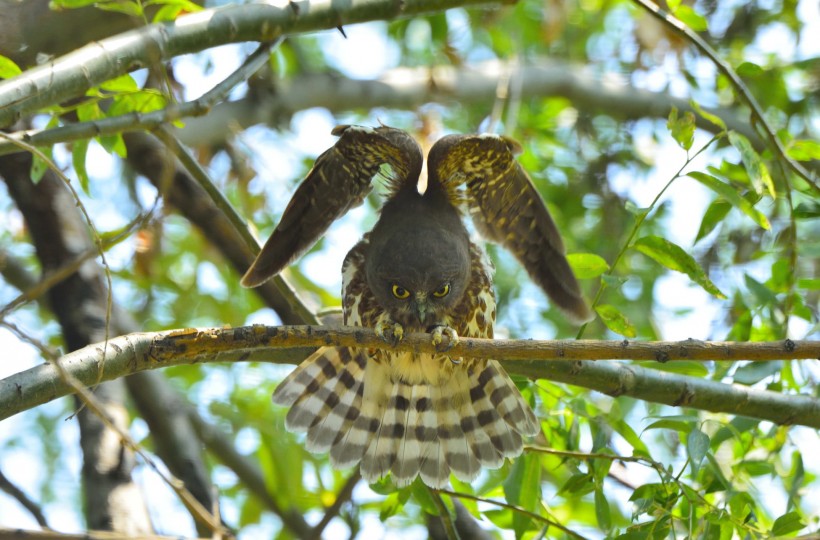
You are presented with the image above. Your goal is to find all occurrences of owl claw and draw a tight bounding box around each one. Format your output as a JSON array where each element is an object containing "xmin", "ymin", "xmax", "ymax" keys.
[
  {"xmin": 431, "ymin": 325, "xmax": 459, "ymax": 353},
  {"xmin": 375, "ymin": 320, "xmax": 404, "ymax": 346}
]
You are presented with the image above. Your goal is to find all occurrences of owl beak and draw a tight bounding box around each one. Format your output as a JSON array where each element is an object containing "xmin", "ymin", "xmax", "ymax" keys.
[{"xmin": 413, "ymin": 295, "xmax": 428, "ymax": 326}]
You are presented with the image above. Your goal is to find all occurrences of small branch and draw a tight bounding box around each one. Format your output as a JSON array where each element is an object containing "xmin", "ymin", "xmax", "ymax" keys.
[
  {"xmin": 0, "ymin": 0, "xmax": 505, "ymax": 126},
  {"xmin": 0, "ymin": 40, "xmax": 280, "ymax": 157},
  {"xmin": 310, "ymin": 470, "xmax": 360, "ymax": 538},
  {"xmin": 151, "ymin": 126, "xmax": 318, "ymax": 325},
  {"xmin": 0, "ymin": 530, "xmax": 211, "ymax": 540},
  {"xmin": 1, "ymin": 325, "xmax": 818, "ymax": 427},
  {"xmin": 186, "ymin": 407, "xmax": 314, "ymax": 538},
  {"xmin": 0, "ymin": 469, "xmax": 49, "ymax": 528},
  {"xmin": 434, "ymin": 488, "xmax": 588, "ymax": 540}
]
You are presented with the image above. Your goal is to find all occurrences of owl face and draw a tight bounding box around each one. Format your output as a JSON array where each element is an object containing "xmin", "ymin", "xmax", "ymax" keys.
[{"xmin": 365, "ymin": 226, "xmax": 471, "ymax": 331}]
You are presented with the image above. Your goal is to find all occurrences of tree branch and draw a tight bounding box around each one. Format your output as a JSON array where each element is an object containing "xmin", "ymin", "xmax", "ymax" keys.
[
  {"xmin": 1, "ymin": 325, "xmax": 817, "ymax": 427},
  {"xmin": 0, "ymin": 60, "xmax": 780, "ymax": 160},
  {"xmin": 0, "ymin": 0, "xmax": 506, "ymax": 126}
]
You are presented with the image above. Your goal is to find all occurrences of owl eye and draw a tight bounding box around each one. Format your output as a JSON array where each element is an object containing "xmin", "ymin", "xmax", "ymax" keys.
[
  {"xmin": 433, "ymin": 283, "xmax": 450, "ymax": 298},
  {"xmin": 391, "ymin": 284, "xmax": 410, "ymax": 299}
]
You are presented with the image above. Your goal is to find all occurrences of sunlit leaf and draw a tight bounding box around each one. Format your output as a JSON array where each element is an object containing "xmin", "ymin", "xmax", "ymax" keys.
[
  {"xmin": 736, "ymin": 61, "xmax": 764, "ymax": 77},
  {"xmin": 72, "ymin": 139, "xmax": 91, "ymax": 194},
  {"xmin": 690, "ymin": 99, "xmax": 726, "ymax": 130},
  {"xmin": 595, "ymin": 304, "xmax": 636, "ymax": 338},
  {"xmin": 667, "ymin": 106, "xmax": 695, "ymax": 151},
  {"xmin": 688, "ymin": 171, "xmax": 771, "ymax": 230},
  {"xmin": 674, "ymin": 4, "xmax": 708, "ymax": 31},
  {"xmin": 100, "ymin": 73, "xmax": 138, "ymax": 92},
  {"xmin": 695, "ymin": 199, "xmax": 731, "ymax": 242},
  {"xmin": 771, "ymin": 511, "xmax": 805, "ymax": 536},
  {"xmin": 786, "ymin": 139, "xmax": 820, "ymax": 161},
  {"xmin": 567, "ymin": 253, "xmax": 610, "ymax": 279},
  {"xmin": 633, "ymin": 236, "xmax": 726, "ymax": 299},
  {"xmin": 728, "ymin": 131, "xmax": 776, "ymax": 198},
  {"xmin": 0, "ymin": 54, "xmax": 22, "ymax": 79}
]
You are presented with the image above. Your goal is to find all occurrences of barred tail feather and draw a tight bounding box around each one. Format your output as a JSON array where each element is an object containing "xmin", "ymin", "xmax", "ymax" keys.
[{"xmin": 273, "ymin": 351, "xmax": 539, "ymax": 487}]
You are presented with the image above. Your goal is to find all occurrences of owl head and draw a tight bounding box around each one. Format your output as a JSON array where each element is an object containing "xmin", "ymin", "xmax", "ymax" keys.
[{"xmin": 365, "ymin": 189, "xmax": 471, "ymax": 331}]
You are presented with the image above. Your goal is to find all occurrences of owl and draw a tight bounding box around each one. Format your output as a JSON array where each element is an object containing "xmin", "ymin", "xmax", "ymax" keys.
[{"xmin": 242, "ymin": 125, "xmax": 590, "ymax": 487}]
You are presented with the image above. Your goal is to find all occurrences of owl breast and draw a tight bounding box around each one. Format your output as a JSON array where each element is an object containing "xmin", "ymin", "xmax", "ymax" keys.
[{"xmin": 342, "ymin": 238, "xmax": 496, "ymax": 383}]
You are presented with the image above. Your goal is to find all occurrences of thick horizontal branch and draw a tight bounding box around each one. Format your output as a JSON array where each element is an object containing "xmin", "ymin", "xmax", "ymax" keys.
[
  {"xmin": 175, "ymin": 61, "xmax": 764, "ymax": 149},
  {"xmin": 0, "ymin": 0, "xmax": 503, "ymax": 126},
  {"xmin": 2, "ymin": 325, "xmax": 817, "ymax": 427},
  {"xmin": 0, "ymin": 60, "xmax": 766, "ymax": 157}
]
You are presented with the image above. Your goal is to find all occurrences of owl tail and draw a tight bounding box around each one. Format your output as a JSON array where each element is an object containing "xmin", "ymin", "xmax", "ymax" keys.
[{"xmin": 273, "ymin": 350, "xmax": 539, "ymax": 488}]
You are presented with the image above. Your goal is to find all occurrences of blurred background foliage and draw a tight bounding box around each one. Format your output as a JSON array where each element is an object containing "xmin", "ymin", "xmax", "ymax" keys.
[{"xmin": 0, "ymin": 0, "xmax": 818, "ymax": 538}]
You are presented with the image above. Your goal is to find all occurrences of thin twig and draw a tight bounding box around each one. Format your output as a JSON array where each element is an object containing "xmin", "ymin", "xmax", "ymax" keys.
[
  {"xmin": 151, "ymin": 126, "xmax": 319, "ymax": 325},
  {"xmin": 577, "ymin": 133, "xmax": 723, "ymax": 339},
  {"xmin": 430, "ymin": 489, "xmax": 461, "ymax": 540},
  {"xmin": 0, "ymin": 469, "xmax": 49, "ymax": 528},
  {"xmin": 434, "ymin": 488, "xmax": 588, "ymax": 540},
  {"xmin": 311, "ymin": 470, "xmax": 361, "ymax": 537},
  {"xmin": 0, "ymin": 41, "xmax": 281, "ymax": 157},
  {"xmin": 1, "ymin": 323, "xmax": 228, "ymax": 536}
]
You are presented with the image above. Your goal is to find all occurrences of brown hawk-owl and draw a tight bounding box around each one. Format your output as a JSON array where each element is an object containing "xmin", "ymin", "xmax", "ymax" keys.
[{"xmin": 242, "ymin": 125, "xmax": 591, "ymax": 487}]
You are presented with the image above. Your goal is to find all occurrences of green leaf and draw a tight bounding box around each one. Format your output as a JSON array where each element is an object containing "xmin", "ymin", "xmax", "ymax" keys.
[
  {"xmin": 595, "ymin": 485, "xmax": 612, "ymax": 530},
  {"xmin": 410, "ymin": 479, "xmax": 440, "ymax": 515},
  {"xmin": 786, "ymin": 139, "xmax": 820, "ymax": 161},
  {"xmin": 567, "ymin": 253, "xmax": 610, "ymax": 279},
  {"xmin": 30, "ymin": 152, "xmax": 50, "ymax": 183},
  {"xmin": 0, "ymin": 54, "xmax": 22, "ymax": 79},
  {"xmin": 690, "ymin": 99, "xmax": 726, "ymax": 130},
  {"xmin": 633, "ymin": 236, "xmax": 726, "ymax": 299},
  {"xmin": 72, "ymin": 139, "xmax": 91, "ymax": 194},
  {"xmin": 504, "ymin": 453, "xmax": 540, "ymax": 538},
  {"xmin": 100, "ymin": 73, "xmax": 138, "ymax": 92},
  {"xmin": 728, "ymin": 131, "xmax": 775, "ymax": 198},
  {"xmin": 733, "ymin": 360, "xmax": 782, "ymax": 385},
  {"xmin": 771, "ymin": 511, "xmax": 805, "ymax": 536},
  {"xmin": 674, "ymin": 4, "xmax": 708, "ymax": 31},
  {"xmin": 688, "ymin": 171, "xmax": 771, "ymax": 230},
  {"xmin": 736, "ymin": 61, "xmax": 764, "ymax": 78},
  {"xmin": 667, "ymin": 107, "xmax": 695, "ymax": 151},
  {"xmin": 595, "ymin": 304, "xmax": 636, "ymax": 338},
  {"xmin": 644, "ymin": 419, "xmax": 692, "ymax": 432},
  {"xmin": 687, "ymin": 427, "xmax": 709, "ymax": 474},
  {"xmin": 744, "ymin": 274, "xmax": 777, "ymax": 306},
  {"xmin": 797, "ymin": 278, "xmax": 820, "ymax": 290},
  {"xmin": 695, "ymin": 199, "xmax": 731, "ymax": 242}
]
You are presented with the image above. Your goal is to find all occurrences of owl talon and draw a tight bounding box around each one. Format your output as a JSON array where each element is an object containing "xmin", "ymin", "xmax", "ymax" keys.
[
  {"xmin": 431, "ymin": 325, "xmax": 459, "ymax": 353},
  {"xmin": 375, "ymin": 320, "xmax": 404, "ymax": 346}
]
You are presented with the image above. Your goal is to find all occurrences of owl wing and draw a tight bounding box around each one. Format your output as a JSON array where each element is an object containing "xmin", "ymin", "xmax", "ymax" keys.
[
  {"xmin": 428, "ymin": 134, "xmax": 593, "ymax": 323},
  {"xmin": 241, "ymin": 125, "xmax": 422, "ymax": 288}
]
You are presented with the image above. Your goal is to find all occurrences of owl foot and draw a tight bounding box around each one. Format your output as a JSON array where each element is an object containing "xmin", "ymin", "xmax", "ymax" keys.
[
  {"xmin": 375, "ymin": 320, "xmax": 404, "ymax": 346},
  {"xmin": 430, "ymin": 325, "xmax": 459, "ymax": 354}
]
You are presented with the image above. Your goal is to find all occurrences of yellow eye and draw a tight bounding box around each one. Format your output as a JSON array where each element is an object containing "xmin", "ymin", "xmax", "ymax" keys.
[
  {"xmin": 433, "ymin": 283, "xmax": 450, "ymax": 298},
  {"xmin": 392, "ymin": 284, "xmax": 410, "ymax": 299}
]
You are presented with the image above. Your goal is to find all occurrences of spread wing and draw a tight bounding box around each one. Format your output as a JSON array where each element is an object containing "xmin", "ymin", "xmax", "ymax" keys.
[
  {"xmin": 242, "ymin": 125, "xmax": 422, "ymax": 287},
  {"xmin": 428, "ymin": 134, "xmax": 593, "ymax": 323}
]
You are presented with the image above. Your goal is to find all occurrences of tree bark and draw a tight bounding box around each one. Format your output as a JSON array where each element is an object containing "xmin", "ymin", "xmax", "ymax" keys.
[{"xmin": 0, "ymin": 150, "xmax": 153, "ymax": 534}]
